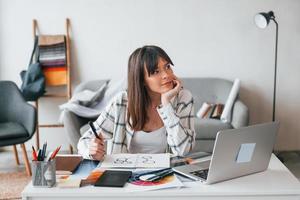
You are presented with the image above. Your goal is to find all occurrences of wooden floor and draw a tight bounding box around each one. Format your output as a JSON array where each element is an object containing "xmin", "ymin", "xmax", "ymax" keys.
[{"xmin": 0, "ymin": 148, "xmax": 299, "ymax": 180}]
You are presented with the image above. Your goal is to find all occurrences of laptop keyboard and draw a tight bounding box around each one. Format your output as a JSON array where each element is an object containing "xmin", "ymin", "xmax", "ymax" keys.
[{"xmin": 190, "ymin": 169, "xmax": 209, "ymax": 180}]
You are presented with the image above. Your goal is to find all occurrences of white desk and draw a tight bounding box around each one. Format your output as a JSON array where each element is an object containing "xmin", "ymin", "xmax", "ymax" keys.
[{"xmin": 22, "ymin": 155, "xmax": 300, "ymax": 200}]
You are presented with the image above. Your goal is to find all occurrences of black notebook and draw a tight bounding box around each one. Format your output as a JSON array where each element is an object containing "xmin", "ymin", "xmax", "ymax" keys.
[{"xmin": 94, "ymin": 170, "xmax": 132, "ymax": 187}]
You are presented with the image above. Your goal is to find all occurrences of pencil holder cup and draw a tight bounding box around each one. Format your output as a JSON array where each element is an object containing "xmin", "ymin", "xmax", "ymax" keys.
[{"xmin": 32, "ymin": 159, "xmax": 56, "ymax": 187}]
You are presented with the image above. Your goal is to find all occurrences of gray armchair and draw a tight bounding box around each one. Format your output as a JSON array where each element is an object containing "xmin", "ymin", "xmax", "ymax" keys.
[
  {"xmin": 0, "ymin": 81, "xmax": 37, "ymax": 176},
  {"xmin": 63, "ymin": 80, "xmax": 109, "ymax": 149},
  {"xmin": 63, "ymin": 78, "xmax": 249, "ymax": 153}
]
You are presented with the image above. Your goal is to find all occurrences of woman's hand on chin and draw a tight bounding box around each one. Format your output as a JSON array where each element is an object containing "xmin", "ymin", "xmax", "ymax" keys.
[{"xmin": 161, "ymin": 77, "xmax": 182, "ymax": 106}]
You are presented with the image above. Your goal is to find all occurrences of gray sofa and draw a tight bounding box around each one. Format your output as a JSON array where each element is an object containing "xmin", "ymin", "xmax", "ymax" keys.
[{"xmin": 62, "ymin": 77, "xmax": 249, "ymax": 153}]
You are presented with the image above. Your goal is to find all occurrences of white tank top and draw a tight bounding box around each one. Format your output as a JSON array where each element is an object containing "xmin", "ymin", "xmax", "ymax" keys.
[{"xmin": 129, "ymin": 126, "xmax": 167, "ymax": 154}]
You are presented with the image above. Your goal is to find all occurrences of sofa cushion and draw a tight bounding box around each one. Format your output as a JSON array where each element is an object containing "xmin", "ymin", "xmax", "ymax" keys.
[{"xmin": 194, "ymin": 118, "xmax": 232, "ymax": 139}]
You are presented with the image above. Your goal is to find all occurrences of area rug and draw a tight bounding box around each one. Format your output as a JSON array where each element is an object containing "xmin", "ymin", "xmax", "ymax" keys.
[{"xmin": 0, "ymin": 171, "xmax": 30, "ymax": 200}]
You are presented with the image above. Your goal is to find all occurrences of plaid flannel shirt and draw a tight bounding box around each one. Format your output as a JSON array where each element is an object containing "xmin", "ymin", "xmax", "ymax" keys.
[{"xmin": 78, "ymin": 89, "xmax": 195, "ymax": 159}]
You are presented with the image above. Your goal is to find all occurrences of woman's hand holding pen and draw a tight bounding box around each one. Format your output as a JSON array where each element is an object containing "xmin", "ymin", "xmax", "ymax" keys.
[
  {"xmin": 161, "ymin": 76, "xmax": 182, "ymax": 106},
  {"xmin": 89, "ymin": 134, "xmax": 106, "ymax": 161},
  {"xmin": 88, "ymin": 121, "xmax": 106, "ymax": 161}
]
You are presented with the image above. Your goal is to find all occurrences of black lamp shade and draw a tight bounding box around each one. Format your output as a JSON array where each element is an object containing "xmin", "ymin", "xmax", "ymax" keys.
[{"xmin": 254, "ymin": 11, "xmax": 274, "ymax": 29}]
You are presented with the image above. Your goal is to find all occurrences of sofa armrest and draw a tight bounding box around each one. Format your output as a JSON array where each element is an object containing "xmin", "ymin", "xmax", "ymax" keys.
[
  {"xmin": 17, "ymin": 103, "xmax": 36, "ymax": 138},
  {"xmin": 231, "ymin": 100, "xmax": 249, "ymax": 128},
  {"xmin": 7, "ymin": 83, "xmax": 37, "ymax": 138}
]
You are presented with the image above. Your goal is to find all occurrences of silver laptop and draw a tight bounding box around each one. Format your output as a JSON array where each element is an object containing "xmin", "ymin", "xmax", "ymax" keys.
[{"xmin": 173, "ymin": 122, "xmax": 279, "ymax": 184}]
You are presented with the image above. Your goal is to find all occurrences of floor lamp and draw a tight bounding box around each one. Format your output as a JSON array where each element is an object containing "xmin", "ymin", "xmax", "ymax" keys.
[
  {"xmin": 254, "ymin": 11, "xmax": 278, "ymax": 122},
  {"xmin": 254, "ymin": 11, "xmax": 284, "ymax": 162}
]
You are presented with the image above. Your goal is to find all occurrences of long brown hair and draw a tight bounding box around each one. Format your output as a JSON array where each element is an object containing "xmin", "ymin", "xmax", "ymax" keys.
[{"xmin": 127, "ymin": 45, "xmax": 173, "ymax": 131}]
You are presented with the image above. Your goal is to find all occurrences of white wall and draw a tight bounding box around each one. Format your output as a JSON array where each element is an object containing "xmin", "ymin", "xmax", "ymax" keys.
[{"xmin": 0, "ymin": 0, "xmax": 299, "ymax": 151}]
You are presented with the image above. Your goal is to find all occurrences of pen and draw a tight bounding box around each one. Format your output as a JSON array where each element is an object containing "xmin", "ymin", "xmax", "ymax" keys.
[
  {"xmin": 37, "ymin": 150, "xmax": 42, "ymax": 161},
  {"xmin": 137, "ymin": 168, "xmax": 171, "ymax": 181},
  {"xmin": 49, "ymin": 146, "xmax": 61, "ymax": 161},
  {"xmin": 41, "ymin": 142, "xmax": 47, "ymax": 161},
  {"xmin": 147, "ymin": 170, "xmax": 174, "ymax": 182},
  {"xmin": 32, "ymin": 146, "xmax": 38, "ymax": 161},
  {"xmin": 46, "ymin": 151, "xmax": 53, "ymax": 161},
  {"xmin": 88, "ymin": 121, "xmax": 101, "ymax": 139},
  {"xmin": 138, "ymin": 168, "xmax": 171, "ymax": 177},
  {"xmin": 137, "ymin": 168, "xmax": 173, "ymax": 182}
]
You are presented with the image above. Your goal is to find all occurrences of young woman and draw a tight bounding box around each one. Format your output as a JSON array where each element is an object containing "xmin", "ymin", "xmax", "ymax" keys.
[{"xmin": 78, "ymin": 45, "xmax": 195, "ymax": 160}]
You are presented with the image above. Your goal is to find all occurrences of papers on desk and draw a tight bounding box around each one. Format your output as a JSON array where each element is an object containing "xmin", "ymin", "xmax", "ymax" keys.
[
  {"xmin": 99, "ymin": 153, "xmax": 170, "ymax": 168},
  {"xmin": 92, "ymin": 153, "xmax": 183, "ymax": 191},
  {"xmin": 60, "ymin": 153, "xmax": 187, "ymax": 191},
  {"xmin": 81, "ymin": 167, "xmax": 184, "ymax": 192}
]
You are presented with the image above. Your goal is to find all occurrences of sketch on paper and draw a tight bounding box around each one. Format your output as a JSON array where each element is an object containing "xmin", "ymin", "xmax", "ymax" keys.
[{"xmin": 99, "ymin": 154, "xmax": 170, "ymax": 168}]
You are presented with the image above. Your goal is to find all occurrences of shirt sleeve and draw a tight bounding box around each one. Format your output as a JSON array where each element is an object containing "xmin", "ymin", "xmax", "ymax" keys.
[
  {"xmin": 157, "ymin": 89, "xmax": 195, "ymax": 156},
  {"xmin": 77, "ymin": 97, "xmax": 117, "ymax": 159}
]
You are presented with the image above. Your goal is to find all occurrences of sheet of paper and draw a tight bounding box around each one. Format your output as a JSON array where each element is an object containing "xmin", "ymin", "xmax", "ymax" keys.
[
  {"xmin": 100, "ymin": 153, "xmax": 170, "ymax": 168},
  {"xmin": 135, "ymin": 154, "xmax": 170, "ymax": 168},
  {"xmin": 101, "ymin": 154, "xmax": 137, "ymax": 168}
]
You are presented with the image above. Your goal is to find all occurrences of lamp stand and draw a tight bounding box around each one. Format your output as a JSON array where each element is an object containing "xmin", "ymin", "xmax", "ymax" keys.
[{"xmin": 272, "ymin": 18, "xmax": 278, "ymax": 122}]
